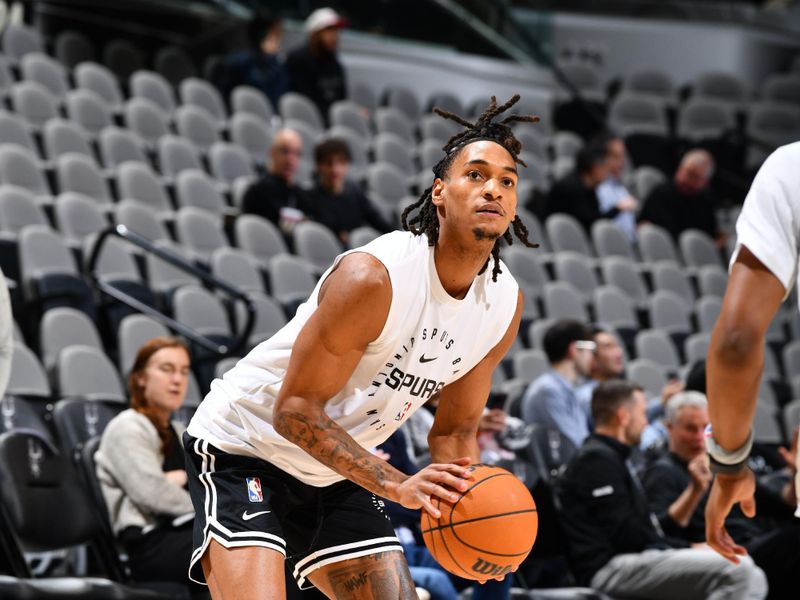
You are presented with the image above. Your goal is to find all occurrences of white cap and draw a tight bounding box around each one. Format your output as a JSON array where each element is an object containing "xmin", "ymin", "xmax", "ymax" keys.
[{"xmin": 304, "ymin": 7, "xmax": 345, "ymax": 35}]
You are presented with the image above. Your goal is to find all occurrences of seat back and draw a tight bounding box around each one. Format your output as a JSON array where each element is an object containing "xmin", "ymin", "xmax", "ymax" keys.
[{"xmin": 52, "ymin": 398, "xmax": 124, "ymax": 454}]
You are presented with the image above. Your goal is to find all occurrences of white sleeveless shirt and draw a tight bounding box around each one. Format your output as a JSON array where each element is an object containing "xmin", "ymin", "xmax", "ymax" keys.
[{"xmin": 187, "ymin": 231, "xmax": 519, "ymax": 486}]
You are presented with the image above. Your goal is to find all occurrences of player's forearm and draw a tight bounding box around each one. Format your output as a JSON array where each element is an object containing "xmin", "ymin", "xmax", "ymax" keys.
[
  {"xmin": 273, "ymin": 396, "xmax": 407, "ymax": 500},
  {"xmin": 707, "ymin": 325, "xmax": 763, "ymax": 452},
  {"xmin": 428, "ymin": 430, "xmax": 480, "ymax": 464}
]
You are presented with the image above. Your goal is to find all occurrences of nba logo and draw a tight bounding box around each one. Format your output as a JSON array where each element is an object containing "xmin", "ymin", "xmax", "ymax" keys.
[{"xmin": 246, "ymin": 477, "xmax": 263, "ymax": 503}]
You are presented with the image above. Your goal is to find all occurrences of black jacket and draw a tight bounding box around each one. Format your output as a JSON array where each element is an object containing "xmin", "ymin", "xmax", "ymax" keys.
[
  {"xmin": 304, "ymin": 181, "xmax": 393, "ymax": 241},
  {"xmin": 241, "ymin": 173, "xmax": 307, "ymax": 227},
  {"xmin": 545, "ymin": 171, "xmax": 619, "ymax": 233},
  {"xmin": 557, "ymin": 434, "xmax": 688, "ymax": 586},
  {"xmin": 286, "ymin": 45, "xmax": 346, "ymax": 123},
  {"xmin": 638, "ymin": 181, "xmax": 719, "ymax": 241}
]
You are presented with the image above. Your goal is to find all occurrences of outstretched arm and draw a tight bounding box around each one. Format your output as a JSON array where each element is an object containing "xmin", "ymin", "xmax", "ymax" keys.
[
  {"xmin": 273, "ymin": 253, "xmax": 469, "ymax": 516},
  {"xmin": 428, "ymin": 290, "xmax": 524, "ymax": 464},
  {"xmin": 705, "ymin": 245, "xmax": 785, "ymax": 562}
]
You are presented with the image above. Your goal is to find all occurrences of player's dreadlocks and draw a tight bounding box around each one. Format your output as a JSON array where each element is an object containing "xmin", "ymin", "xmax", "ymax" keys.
[{"xmin": 401, "ymin": 94, "xmax": 540, "ymax": 282}]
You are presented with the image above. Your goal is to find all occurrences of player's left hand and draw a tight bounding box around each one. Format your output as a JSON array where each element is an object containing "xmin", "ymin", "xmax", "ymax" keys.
[{"xmin": 705, "ymin": 467, "xmax": 755, "ymax": 564}]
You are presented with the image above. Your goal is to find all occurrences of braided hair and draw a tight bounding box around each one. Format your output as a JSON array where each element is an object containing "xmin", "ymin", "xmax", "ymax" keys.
[{"xmin": 401, "ymin": 95, "xmax": 540, "ymax": 282}]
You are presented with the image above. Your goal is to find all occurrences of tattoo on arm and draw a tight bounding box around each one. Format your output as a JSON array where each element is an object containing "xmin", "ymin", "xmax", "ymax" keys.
[{"xmin": 274, "ymin": 408, "xmax": 403, "ymax": 497}]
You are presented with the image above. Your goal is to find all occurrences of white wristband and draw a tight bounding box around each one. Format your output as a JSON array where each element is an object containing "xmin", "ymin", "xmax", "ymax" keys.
[{"xmin": 704, "ymin": 425, "xmax": 753, "ymax": 465}]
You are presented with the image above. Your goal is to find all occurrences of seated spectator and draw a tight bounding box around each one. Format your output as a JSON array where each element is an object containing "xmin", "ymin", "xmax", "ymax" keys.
[
  {"xmin": 215, "ymin": 12, "xmax": 288, "ymax": 109},
  {"xmin": 286, "ymin": 7, "xmax": 347, "ymax": 122},
  {"xmin": 643, "ymin": 392, "xmax": 798, "ymax": 598},
  {"xmin": 594, "ymin": 132, "xmax": 638, "ymax": 243},
  {"xmin": 521, "ymin": 320, "xmax": 593, "ymax": 449},
  {"xmin": 545, "ymin": 143, "xmax": 636, "ymax": 233},
  {"xmin": 95, "ymin": 337, "xmax": 196, "ymax": 588},
  {"xmin": 558, "ymin": 380, "xmax": 767, "ymax": 599},
  {"xmin": 305, "ymin": 138, "xmax": 392, "ymax": 245},
  {"xmin": 575, "ymin": 325, "xmax": 683, "ymax": 438},
  {"xmin": 241, "ymin": 128, "xmax": 308, "ymax": 235},
  {"xmin": 639, "ymin": 149, "xmax": 725, "ymax": 246}
]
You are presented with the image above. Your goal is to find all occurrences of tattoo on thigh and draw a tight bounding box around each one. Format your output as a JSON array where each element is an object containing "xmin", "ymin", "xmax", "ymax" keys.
[{"xmin": 326, "ymin": 553, "xmax": 416, "ymax": 599}]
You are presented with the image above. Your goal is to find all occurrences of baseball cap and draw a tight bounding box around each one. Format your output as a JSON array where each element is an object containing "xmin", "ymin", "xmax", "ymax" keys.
[{"xmin": 304, "ymin": 7, "xmax": 346, "ymax": 35}]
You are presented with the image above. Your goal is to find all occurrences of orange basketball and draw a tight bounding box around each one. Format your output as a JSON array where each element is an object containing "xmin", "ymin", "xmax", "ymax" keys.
[{"xmin": 420, "ymin": 464, "xmax": 538, "ymax": 580}]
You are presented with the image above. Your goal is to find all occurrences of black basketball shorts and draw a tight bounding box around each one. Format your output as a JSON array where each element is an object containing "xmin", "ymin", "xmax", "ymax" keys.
[{"xmin": 184, "ymin": 433, "xmax": 403, "ymax": 589}]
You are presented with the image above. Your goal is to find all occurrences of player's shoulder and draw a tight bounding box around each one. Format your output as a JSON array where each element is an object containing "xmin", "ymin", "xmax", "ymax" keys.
[{"xmin": 759, "ymin": 142, "xmax": 800, "ymax": 177}]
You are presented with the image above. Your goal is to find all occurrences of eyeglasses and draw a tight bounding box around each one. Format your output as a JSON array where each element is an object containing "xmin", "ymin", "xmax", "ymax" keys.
[{"xmin": 574, "ymin": 340, "xmax": 597, "ymax": 352}]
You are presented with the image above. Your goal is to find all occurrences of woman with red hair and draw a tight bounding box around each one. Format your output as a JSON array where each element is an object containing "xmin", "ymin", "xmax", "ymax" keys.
[{"xmin": 96, "ymin": 336, "xmax": 195, "ymax": 587}]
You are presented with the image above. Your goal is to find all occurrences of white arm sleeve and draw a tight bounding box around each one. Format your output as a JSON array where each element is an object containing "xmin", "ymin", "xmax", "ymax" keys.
[{"xmin": 732, "ymin": 143, "xmax": 800, "ymax": 299}]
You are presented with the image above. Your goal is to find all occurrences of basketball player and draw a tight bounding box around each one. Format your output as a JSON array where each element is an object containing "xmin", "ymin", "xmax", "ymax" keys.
[
  {"xmin": 184, "ymin": 96, "xmax": 539, "ymax": 599},
  {"xmin": 705, "ymin": 142, "xmax": 800, "ymax": 562}
]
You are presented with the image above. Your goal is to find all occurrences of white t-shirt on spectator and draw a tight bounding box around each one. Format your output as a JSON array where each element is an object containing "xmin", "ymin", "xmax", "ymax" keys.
[{"xmin": 733, "ymin": 141, "xmax": 800, "ymax": 517}]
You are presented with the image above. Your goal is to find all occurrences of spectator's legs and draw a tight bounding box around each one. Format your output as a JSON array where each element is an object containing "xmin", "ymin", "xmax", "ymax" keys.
[{"xmin": 591, "ymin": 548, "xmax": 767, "ymax": 600}]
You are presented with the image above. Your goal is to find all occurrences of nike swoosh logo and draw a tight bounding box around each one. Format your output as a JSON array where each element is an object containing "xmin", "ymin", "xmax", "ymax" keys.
[
  {"xmin": 419, "ymin": 355, "xmax": 437, "ymax": 363},
  {"xmin": 242, "ymin": 510, "xmax": 270, "ymax": 521}
]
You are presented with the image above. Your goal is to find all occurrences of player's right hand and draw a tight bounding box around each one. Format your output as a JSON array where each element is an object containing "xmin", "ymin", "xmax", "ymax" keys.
[
  {"xmin": 394, "ymin": 458, "xmax": 472, "ymax": 518},
  {"xmin": 705, "ymin": 467, "xmax": 756, "ymax": 564}
]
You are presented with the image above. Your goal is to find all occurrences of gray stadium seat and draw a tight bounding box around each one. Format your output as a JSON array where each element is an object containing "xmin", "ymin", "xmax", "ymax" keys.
[
  {"xmin": 18, "ymin": 224, "xmax": 85, "ymax": 295},
  {"xmin": 649, "ymin": 290, "xmax": 692, "ymax": 336},
  {"xmin": 0, "ymin": 185, "xmax": 47, "ymax": 234},
  {"xmin": 753, "ymin": 403, "xmax": 782, "ymax": 444},
  {"xmin": 56, "ymin": 344, "xmax": 126, "ymax": 402},
  {"xmin": 418, "ymin": 138, "xmax": 443, "ymax": 172},
  {"xmin": 130, "ymin": 70, "xmax": 176, "ymax": 114},
  {"xmin": 428, "ymin": 91, "xmax": 463, "ymax": 115},
  {"xmin": 782, "ymin": 340, "xmax": 800, "ymax": 379},
  {"xmin": 546, "ymin": 213, "xmax": 593, "ymax": 257},
  {"xmin": 146, "ymin": 240, "xmax": 200, "ymax": 294},
  {"xmin": 124, "ymin": 97, "xmax": 170, "ymax": 147},
  {"xmin": 626, "ymin": 357, "xmax": 668, "ymax": 397},
  {"xmin": 607, "ymin": 93, "xmax": 669, "ymax": 137},
  {"xmin": 677, "ymin": 99, "xmax": 736, "ymax": 141},
  {"xmin": 637, "ymin": 223, "xmax": 680, "ymax": 264},
  {"xmin": 514, "ymin": 127, "xmax": 549, "ymax": 162},
  {"xmin": 630, "ymin": 166, "xmax": 667, "ymax": 202},
  {"xmin": 552, "ymin": 131, "xmax": 583, "ymax": 159},
  {"xmin": 542, "ymin": 281, "xmax": 588, "ymax": 321},
  {"xmin": 329, "ymin": 100, "xmax": 371, "ymax": 140},
  {"xmin": 173, "ymin": 285, "xmax": 231, "ymax": 338},
  {"xmin": 56, "ymin": 153, "xmax": 113, "ymax": 204},
  {"xmin": 102, "ymin": 38, "xmax": 144, "ymax": 80},
  {"xmin": 593, "ymin": 285, "xmax": 638, "ymax": 331},
  {"xmin": 99, "ymin": 126, "xmax": 149, "ymax": 168},
  {"xmin": 697, "ymin": 265, "xmax": 728, "ymax": 299},
  {"xmin": 54, "ymin": 30, "xmax": 96, "ymax": 69},
  {"xmin": 502, "ymin": 246, "xmax": 549, "ymax": 301},
  {"xmin": 349, "ymin": 81, "xmax": 378, "ymax": 114},
  {"xmin": 591, "ymin": 220, "xmax": 635, "ymax": 260},
  {"xmin": 419, "ymin": 113, "xmax": 458, "ymax": 144},
  {"xmin": 600, "ymin": 256, "xmax": 649, "ymax": 307},
  {"xmin": 652, "ymin": 261, "xmax": 695, "ymax": 304},
  {"xmin": 54, "ymin": 192, "xmax": 108, "ymax": 248},
  {"xmin": 234, "ymin": 293, "xmax": 287, "ymax": 348},
  {"xmin": 279, "ymin": 92, "xmax": 324, "ymax": 132},
  {"xmin": 0, "ymin": 144, "xmax": 52, "ymax": 199},
  {"xmin": 116, "ymin": 161, "xmax": 171, "ymax": 213},
  {"xmin": 684, "ymin": 332, "xmax": 711, "ymax": 365},
  {"xmin": 7, "ymin": 342, "xmax": 51, "ymax": 397},
  {"xmin": 114, "ymin": 199, "xmax": 171, "ymax": 242},
  {"xmin": 746, "ymin": 101, "xmax": 800, "ymax": 168},
  {"xmin": 229, "ymin": 112, "xmax": 273, "ymax": 166},
  {"xmin": 234, "ymin": 214, "xmax": 288, "ymax": 269},
  {"xmin": 39, "ymin": 307, "xmax": 103, "ymax": 373},
  {"xmin": 527, "ymin": 318, "xmax": 555, "ymax": 350},
  {"xmin": 117, "ymin": 313, "xmax": 170, "ymax": 375},
  {"xmin": 366, "ymin": 162, "xmax": 411, "ymax": 206},
  {"xmin": 696, "ymin": 295, "xmax": 722, "ymax": 332},
  {"xmin": 293, "ymin": 221, "xmax": 343, "ymax": 273},
  {"xmin": 174, "ymin": 206, "xmax": 229, "ymax": 264},
  {"xmin": 175, "ymin": 105, "xmax": 222, "ymax": 152},
  {"xmin": 634, "ymin": 329, "xmax": 680, "ymax": 370},
  {"xmin": 180, "ymin": 77, "xmax": 227, "ymax": 123},
  {"xmin": 42, "ymin": 118, "xmax": 95, "ymax": 162},
  {"xmin": 512, "ymin": 349, "xmax": 549, "ymax": 383},
  {"xmin": 157, "ymin": 134, "xmax": 203, "ymax": 179},
  {"xmin": 625, "ymin": 69, "xmax": 675, "ymax": 100},
  {"xmin": 283, "ymin": 118, "xmax": 320, "ymax": 162},
  {"xmin": 0, "ymin": 111, "xmax": 38, "ymax": 157},
  {"xmin": 154, "ymin": 45, "xmax": 196, "ymax": 86},
  {"xmin": 554, "ymin": 251, "xmax": 599, "ymax": 302},
  {"xmin": 384, "ymin": 85, "xmax": 422, "ymax": 121},
  {"xmin": 348, "ymin": 226, "xmax": 381, "ymax": 249},
  {"xmin": 762, "ymin": 74, "xmax": 800, "ymax": 105},
  {"xmin": 10, "ymin": 81, "xmax": 58, "ymax": 130},
  {"xmin": 269, "ymin": 254, "xmax": 317, "ymax": 307},
  {"xmin": 374, "ymin": 132, "xmax": 416, "ymax": 175},
  {"xmin": 175, "ymin": 169, "xmax": 230, "ymax": 216},
  {"xmin": 0, "ymin": 55, "xmax": 13, "ymax": 98},
  {"xmin": 1, "ymin": 24, "xmax": 44, "ymax": 61},
  {"xmin": 679, "ymin": 229, "xmax": 723, "ymax": 269},
  {"xmin": 210, "ymin": 247, "xmax": 265, "ymax": 294},
  {"xmin": 208, "ymin": 142, "xmax": 255, "ymax": 187},
  {"xmin": 215, "ymin": 356, "xmax": 240, "ymax": 379},
  {"xmin": 20, "ymin": 53, "xmax": 69, "ymax": 98},
  {"xmin": 231, "ymin": 85, "xmax": 275, "ymax": 122},
  {"xmin": 693, "ymin": 71, "xmax": 747, "ymax": 105},
  {"xmin": 65, "ymin": 88, "xmax": 114, "ymax": 137},
  {"xmin": 73, "ymin": 62, "xmax": 123, "ymax": 110},
  {"xmin": 375, "ymin": 107, "xmax": 414, "ymax": 144}
]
